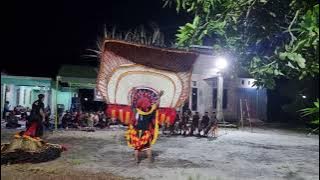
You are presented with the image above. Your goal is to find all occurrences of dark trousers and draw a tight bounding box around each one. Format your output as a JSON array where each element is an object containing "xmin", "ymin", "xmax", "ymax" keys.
[
  {"xmin": 30, "ymin": 114, "xmax": 44, "ymax": 137},
  {"xmin": 2, "ymin": 110, "xmax": 8, "ymax": 120},
  {"xmin": 35, "ymin": 121, "xmax": 44, "ymax": 137}
]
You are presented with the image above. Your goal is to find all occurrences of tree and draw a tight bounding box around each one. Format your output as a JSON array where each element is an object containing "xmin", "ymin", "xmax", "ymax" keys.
[{"xmin": 163, "ymin": 0, "xmax": 319, "ymax": 89}]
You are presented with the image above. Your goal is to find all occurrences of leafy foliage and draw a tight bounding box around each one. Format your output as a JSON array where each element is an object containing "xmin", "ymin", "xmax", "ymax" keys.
[
  {"xmin": 163, "ymin": 0, "xmax": 319, "ymax": 89},
  {"xmin": 299, "ymin": 99, "xmax": 319, "ymax": 125}
]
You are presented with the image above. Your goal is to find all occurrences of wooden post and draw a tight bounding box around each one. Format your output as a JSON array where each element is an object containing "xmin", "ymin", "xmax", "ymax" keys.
[
  {"xmin": 239, "ymin": 99, "xmax": 242, "ymax": 128},
  {"xmin": 245, "ymin": 99, "xmax": 253, "ymax": 132}
]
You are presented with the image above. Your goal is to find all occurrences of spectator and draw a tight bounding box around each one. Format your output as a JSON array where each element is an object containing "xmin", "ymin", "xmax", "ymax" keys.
[
  {"xmin": 74, "ymin": 111, "xmax": 81, "ymax": 125},
  {"xmin": 3, "ymin": 101, "xmax": 10, "ymax": 120},
  {"xmin": 6, "ymin": 111, "xmax": 21, "ymax": 129},
  {"xmin": 205, "ymin": 112, "xmax": 219, "ymax": 137},
  {"xmin": 61, "ymin": 111, "xmax": 72, "ymax": 129},
  {"xmin": 13, "ymin": 107, "xmax": 21, "ymax": 115},
  {"xmin": 45, "ymin": 105, "xmax": 51, "ymax": 117},
  {"xmin": 180, "ymin": 111, "xmax": 189, "ymax": 135},
  {"xmin": 87, "ymin": 113, "xmax": 95, "ymax": 127},
  {"xmin": 200, "ymin": 112, "xmax": 210, "ymax": 134},
  {"xmin": 170, "ymin": 111, "xmax": 180, "ymax": 135},
  {"xmin": 93, "ymin": 112, "xmax": 99, "ymax": 125},
  {"xmin": 26, "ymin": 107, "xmax": 31, "ymax": 116},
  {"xmin": 95, "ymin": 111, "xmax": 107, "ymax": 129},
  {"xmin": 191, "ymin": 112, "xmax": 200, "ymax": 135}
]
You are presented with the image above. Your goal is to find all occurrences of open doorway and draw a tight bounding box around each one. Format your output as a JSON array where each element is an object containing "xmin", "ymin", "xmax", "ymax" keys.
[{"xmin": 78, "ymin": 89, "xmax": 105, "ymax": 112}]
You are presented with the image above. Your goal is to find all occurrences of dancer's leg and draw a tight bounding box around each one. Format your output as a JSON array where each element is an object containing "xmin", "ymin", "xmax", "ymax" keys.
[
  {"xmin": 146, "ymin": 148, "xmax": 153, "ymax": 163},
  {"xmin": 134, "ymin": 150, "xmax": 139, "ymax": 163}
]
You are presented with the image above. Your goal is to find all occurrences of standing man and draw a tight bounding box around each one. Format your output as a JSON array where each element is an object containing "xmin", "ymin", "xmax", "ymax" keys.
[
  {"xmin": 3, "ymin": 101, "xmax": 10, "ymax": 120},
  {"xmin": 28, "ymin": 94, "xmax": 46, "ymax": 137}
]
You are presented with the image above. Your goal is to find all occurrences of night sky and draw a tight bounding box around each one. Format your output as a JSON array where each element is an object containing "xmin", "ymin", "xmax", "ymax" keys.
[{"xmin": 2, "ymin": 0, "xmax": 191, "ymax": 77}]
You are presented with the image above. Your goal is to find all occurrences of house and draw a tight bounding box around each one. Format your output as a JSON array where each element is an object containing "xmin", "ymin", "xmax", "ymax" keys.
[
  {"xmin": 56, "ymin": 65, "xmax": 101, "ymax": 112},
  {"xmin": 189, "ymin": 45, "xmax": 267, "ymax": 122},
  {"xmin": 1, "ymin": 46, "xmax": 267, "ymax": 124},
  {"xmin": 54, "ymin": 44, "xmax": 267, "ymax": 123},
  {"xmin": 1, "ymin": 75, "xmax": 54, "ymax": 116}
]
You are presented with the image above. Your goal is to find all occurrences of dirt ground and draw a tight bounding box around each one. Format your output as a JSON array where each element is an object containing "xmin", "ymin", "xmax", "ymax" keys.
[{"xmin": 1, "ymin": 126, "xmax": 319, "ymax": 180}]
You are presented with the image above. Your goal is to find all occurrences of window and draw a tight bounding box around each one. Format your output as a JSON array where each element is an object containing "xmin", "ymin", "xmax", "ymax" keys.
[
  {"xmin": 191, "ymin": 88, "xmax": 198, "ymax": 111},
  {"xmin": 192, "ymin": 81, "xmax": 197, "ymax": 87},
  {"xmin": 248, "ymin": 81, "xmax": 251, "ymax": 85},
  {"xmin": 212, "ymin": 89, "xmax": 228, "ymax": 109},
  {"xmin": 241, "ymin": 80, "xmax": 245, "ymax": 85}
]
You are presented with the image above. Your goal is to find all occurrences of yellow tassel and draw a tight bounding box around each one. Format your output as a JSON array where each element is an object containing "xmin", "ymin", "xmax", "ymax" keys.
[
  {"xmin": 111, "ymin": 110, "xmax": 116, "ymax": 118},
  {"xmin": 151, "ymin": 110, "xmax": 159, "ymax": 145},
  {"xmin": 125, "ymin": 111, "xmax": 130, "ymax": 124},
  {"xmin": 126, "ymin": 125, "xmax": 134, "ymax": 147},
  {"xmin": 160, "ymin": 114, "xmax": 166, "ymax": 125},
  {"xmin": 166, "ymin": 117, "xmax": 170, "ymax": 127},
  {"xmin": 136, "ymin": 104, "xmax": 157, "ymax": 116},
  {"xmin": 119, "ymin": 109, "xmax": 124, "ymax": 122}
]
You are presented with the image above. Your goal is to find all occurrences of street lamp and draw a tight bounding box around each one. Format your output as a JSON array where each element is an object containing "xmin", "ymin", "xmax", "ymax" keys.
[
  {"xmin": 215, "ymin": 56, "xmax": 228, "ymax": 123},
  {"xmin": 215, "ymin": 56, "xmax": 228, "ymax": 70}
]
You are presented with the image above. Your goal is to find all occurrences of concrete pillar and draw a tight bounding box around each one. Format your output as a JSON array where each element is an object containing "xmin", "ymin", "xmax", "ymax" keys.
[
  {"xmin": 216, "ymin": 73, "xmax": 224, "ymax": 122},
  {"xmin": 18, "ymin": 86, "xmax": 24, "ymax": 106},
  {"xmin": 50, "ymin": 88, "xmax": 56, "ymax": 119},
  {"xmin": 44, "ymin": 90, "xmax": 49, "ymax": 107},
  {"xmin": 25, "ymin": 88, "xmax": 32, "ymax": 108},
  {"xmin": 1, "ymin": 84, "xmax": 6, "ymax": 118},
  {"xmin": 6, "ymin": 85, "xmax": 16, "ymax": 109}
]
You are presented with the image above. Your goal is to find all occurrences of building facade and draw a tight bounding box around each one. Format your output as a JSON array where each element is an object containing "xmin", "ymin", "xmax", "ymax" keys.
[{"xmin": 188, "ymin": 46, "xmax": 268, "ymax": 122}]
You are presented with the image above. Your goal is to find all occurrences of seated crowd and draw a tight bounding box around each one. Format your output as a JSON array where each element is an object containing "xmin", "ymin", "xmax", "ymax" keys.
[
  {"xmin": 163, "ymin": 110, "xmax": 219, "ymax": 138},
  {"xmin": 59, "ymin": 110, "xmax": 117, "ymax": 130},
  {"xmin": 3, "ymin": 103, "xmax": 218, "ymax": 137},
  {"xmin": 3, "ymin": 104, "xmax": 50, "ymax": 129}
]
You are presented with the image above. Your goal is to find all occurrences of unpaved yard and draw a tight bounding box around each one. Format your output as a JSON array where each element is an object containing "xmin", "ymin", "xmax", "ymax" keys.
[{"xmin": 1, "ymin": 127, "xmax": 319, "ymax": 180}]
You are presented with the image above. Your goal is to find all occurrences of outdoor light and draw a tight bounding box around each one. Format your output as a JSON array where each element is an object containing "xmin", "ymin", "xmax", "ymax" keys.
[
  {"xmin": 302, "ymin": 95, "xmax": 307, "ymax": 99},
  {"xmin": 84, "ymin": 98, "xmax": 88, "ymax": 101},
  {"xmin": 215, "ymin": 56, "xmax": 228, "ymax": 70}
]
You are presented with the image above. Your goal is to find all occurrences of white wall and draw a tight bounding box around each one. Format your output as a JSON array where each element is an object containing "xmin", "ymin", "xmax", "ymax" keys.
[
  {"xmin": 5, "ymin": 84, "xmax": 16, "ymax": 109},
  {"xmin": 57, "ymin": 90, "xmax": 78, "ymax": 111},
  {"xmin": 190, "ymin": 74, "xmax": 214, "ymax": 116},
  {"xmin": 190, "ymin": 54, "xmax": 219, "ymax": 116},
  {"xmin": 1, "ymin": 84, "xmax": 5, "ymax": 116},
  {"xmin": 4, "ymin": 85, "xmax": 52, "ymax": 109}
]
